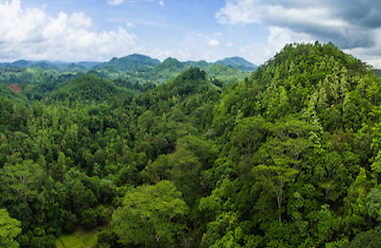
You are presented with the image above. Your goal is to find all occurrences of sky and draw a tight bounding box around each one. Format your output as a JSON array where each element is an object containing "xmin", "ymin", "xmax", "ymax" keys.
[{"xmin": 1, "ymin": 0, "xmax": 381, "ymax": 68}]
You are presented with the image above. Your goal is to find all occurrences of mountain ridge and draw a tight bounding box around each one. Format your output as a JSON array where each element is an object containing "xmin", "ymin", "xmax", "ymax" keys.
[
  {"xmin": 215, "ymin": 56, "xmax": 257, "ymax": 71},
  {"xmin": 0, "ymin": 55, "xmax": 256, "ymax": 72}
]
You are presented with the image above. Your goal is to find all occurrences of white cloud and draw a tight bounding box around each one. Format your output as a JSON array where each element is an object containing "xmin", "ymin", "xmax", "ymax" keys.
[
  {"xmin": 216, "ymin": 1, "xmax": 344, "ymax": 28},
  {"xmin": 208, "ymin": 39, "xmax": 220, "ymax": 47},
  {"xmin": 216, "ymin": 0, "xmax": 262, "ymax": 25},
  {"xmin": 0, "ymin": 0, "xmax": 137, "ymax": 62},
  {"xmin": 145, "ymin": 47, "xmax": 192, "ymax": 61},
  {"xmin": 107, "ymin": 0, "xmax": 125, "ymax": 6},
  {"xmin": 265, "ymin": 26, "xmax": 314, "ymax": 57},
  {"xmin": 108, "ymin": 0, "xmax": 165, "ymax": 5},
  {"xmin": 216, "ymin": 0, "xmax": 381, "ymax": 67}
]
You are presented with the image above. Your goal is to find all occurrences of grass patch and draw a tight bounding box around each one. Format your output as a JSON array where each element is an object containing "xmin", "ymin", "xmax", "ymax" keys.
[{"xmin": 56, "ymin": 229, "xmax": 97, "ymax": 248}]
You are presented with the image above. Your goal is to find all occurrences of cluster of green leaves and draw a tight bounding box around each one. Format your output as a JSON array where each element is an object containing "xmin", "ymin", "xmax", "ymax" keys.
[
  {"xmin": 112, "ymin": 181, "xmax": 188, "ymax": 247},
  {"xmin": 0, "ymin": 209, "xmax": 21, "ymax": 248}
]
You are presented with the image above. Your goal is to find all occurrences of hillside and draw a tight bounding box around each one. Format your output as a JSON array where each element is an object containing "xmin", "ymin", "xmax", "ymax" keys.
[
  {"xmin": 155, "ymin": 57, "xmax": 185, "ymax": 73},
  {"xmin": 210, "ymin": 43, "xmax": 380, "ymax": 247},
  {"xmin": 95, "ymin": 54, "xmax": 161, "ymax": 72},
  {"xmin": 215, "ymin": 56, "xmax": 257, "ymax": 71},
  {"xmin": 51, "ymin": 73, "xmax": 124, "ymax": 101}
]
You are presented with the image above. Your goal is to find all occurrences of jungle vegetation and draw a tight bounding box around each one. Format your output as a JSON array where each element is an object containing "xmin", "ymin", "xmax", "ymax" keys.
[{"xmin": 1, "ymin": 42, "xmax": 381, "ymax": 248}]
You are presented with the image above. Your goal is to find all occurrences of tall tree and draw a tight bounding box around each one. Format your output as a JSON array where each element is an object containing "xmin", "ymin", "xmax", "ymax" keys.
[
  {"xmin": 112, "ymin": 181, "xmax": 189, "ymax": 247},
  {"xmin": 252, "ymin": 165, "xmax": 298, "ymax": 222}
]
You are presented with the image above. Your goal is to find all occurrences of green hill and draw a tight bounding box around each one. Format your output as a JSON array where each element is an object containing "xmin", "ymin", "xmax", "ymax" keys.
[
  {"xmin": 95, "ymin": 54, "xmax": 160, "ymax": 72},
  {"xmin": 155, "ymin": 58, "xmax": 185, "ymax": 73},
  {"xmin": 51, "ymin": 73, "xmax": 123, "ymax": 102},
  {"xmin": 215, "ymin": 56, "xmax": 257, "ymax": 71},
  {"xmin": 206, "ymin": 42, "xmax": 381, "ymax": 248},
  {"xmin": 214, "ymin": 42, "xmax": 373, "ymax": 133},
  {"xmin": 164, "ymin": 67, "xmax": 212, "ymax": 96},
  {"xmin": 183, "ymin": 60, "xmax": 210, "ymax": 69}
]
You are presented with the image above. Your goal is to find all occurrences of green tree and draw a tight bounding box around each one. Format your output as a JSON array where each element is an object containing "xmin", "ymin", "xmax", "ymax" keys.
[
  {"xmin": 366, "ymin": 186, "xmax": 381, "ymax": 221},
  {"xmin": 112, "ymin": 181, "xmax": 189, "ymax": 247},
  {"xmin": 348, "ymin": 229, "xmax": 381, "ymax": 248},
  {"xmin": 252, "ymin": 165, "xmax": 298, "ymax": 222},
  {"xmin": 0, "ymin": 209, "xmax": 22, "ymax": 248},
  {"xmin": 231, "ymin": 116, "xmax": 270, "ymax": 157}
]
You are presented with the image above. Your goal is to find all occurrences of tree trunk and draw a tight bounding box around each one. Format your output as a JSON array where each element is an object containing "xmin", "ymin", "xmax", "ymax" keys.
[{"xmin": 276, "ymin": 192, "xmax": 282, "ymax": 222}]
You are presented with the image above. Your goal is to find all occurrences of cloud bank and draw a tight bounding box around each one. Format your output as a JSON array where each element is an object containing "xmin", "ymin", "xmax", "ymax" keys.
[
  {"xmin": 217, "ymin": 0, "xmax": 381, "ymax": 67},
  {"xmin": 0, "ymin": 0, "xmax": 137, "ymax": 62}
]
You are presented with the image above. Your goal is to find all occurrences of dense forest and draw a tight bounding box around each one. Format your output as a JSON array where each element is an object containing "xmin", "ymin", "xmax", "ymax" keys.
[{"xmin": 1, "ymin": 42, "xmax": 381, "ymax": 248}]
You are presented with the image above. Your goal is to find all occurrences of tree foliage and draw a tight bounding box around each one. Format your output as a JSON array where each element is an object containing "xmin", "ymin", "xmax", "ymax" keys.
[
  {"xmin": 112, "ymin": 181, "xmax": 188, "ymax": 247},
  {"xmin": 0, "ymin": 209, "xmax": 22, "ymax": 248}
]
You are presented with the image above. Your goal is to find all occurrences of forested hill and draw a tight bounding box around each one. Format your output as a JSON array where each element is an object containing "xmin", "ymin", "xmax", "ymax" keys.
[
  {"xmin": 0, "ymin": 55, "xmax": 253, "ymax": 91},
  {"xmin": 0, "ymin": 55, "xmax": 256, "ymax": 72},
  {"xmin": 215, "ymin": 56, "xmax": 257, "ymax": 71},
  {"xmin": 1, "ymin": 42, "xmax": 381, "ymax": 248},
  {"xmin": 94, "ymin": 54, "xmax": 161, "ymax": 72}
]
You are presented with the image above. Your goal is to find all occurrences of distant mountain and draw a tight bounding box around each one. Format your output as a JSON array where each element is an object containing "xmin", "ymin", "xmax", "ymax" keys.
[
  {"xmin": 0, "ymin": 55, "xmax": 256, "ymax": 80},
  {"xmin": 77, "ymin": 62, "xmax": 101, "ymax": 68},
  {"xmin": 93, "ymin": 55, "xmax": 256, "ymax": 73},
  {"xmin": 215, "ymin": 57, "xmax": 257, "ymax": 71},
  {"xmin": 0, "ymin": 60, "xmax": 100, "ymax": 72},
  {"xmin": 60, "ymin": 63, "xmax": 86, "ymax": 71},
  {"xmin": 0, "ymin": 62, "xmax": 10, "ymax": 68},
  {"xmin": 373, "ymin": 69, "xmax": 381, "ymax": 76},
  {"xmin": 12, "ymin": 60, "xmax": 32, "ymax": 68},
  {"xmin": 95, "ymin": 54, "xmax": 160, "ymax": 72},
  {"xmin": 0, "ymin": 60, "xmax": 59, "ymax": 70},
  {"xmin": 33, "ymin": 62, "xmax": 58, "ymax": 70},
  {"xmin": 183, "ymin": 60, "xmax": 210, "ymax": 69},
  {"xmin": 10, "ymin": 60, "xmax": 57, "ymax": 69},
  {"xmin": 155, "ymin": 58, "xmax": 184, "ymax": 73}
]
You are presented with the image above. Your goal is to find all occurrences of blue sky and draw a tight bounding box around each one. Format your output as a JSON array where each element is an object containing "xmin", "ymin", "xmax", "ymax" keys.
[{"xmin": 1, "ymin": 0, "xmax": 381, "ymax": 67}]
